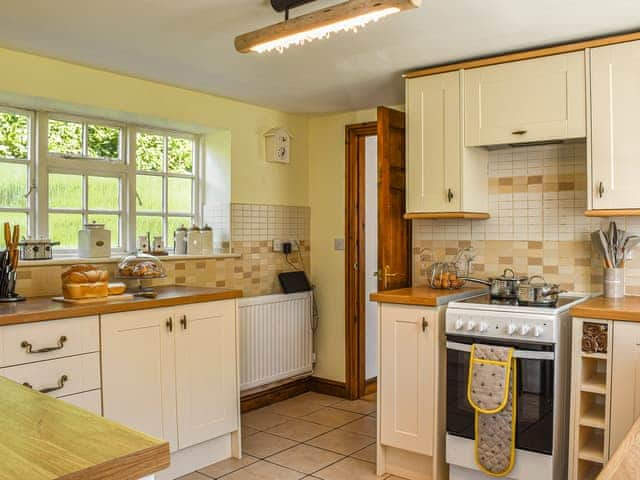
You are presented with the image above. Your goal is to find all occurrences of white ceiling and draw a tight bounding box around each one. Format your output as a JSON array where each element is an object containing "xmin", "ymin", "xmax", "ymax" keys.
[{"xmin": 1, "ymin": 0, "xmax": 639, "ymax": 114}]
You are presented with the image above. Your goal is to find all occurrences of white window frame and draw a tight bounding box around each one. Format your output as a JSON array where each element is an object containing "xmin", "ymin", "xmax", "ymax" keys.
[
  {"xmin": 130, "ymin": 127, "xmax": 200, "ymax": 250},
  {"xmin": 0, "ymin": 105, "xmax": 36, "ymax": 236}
]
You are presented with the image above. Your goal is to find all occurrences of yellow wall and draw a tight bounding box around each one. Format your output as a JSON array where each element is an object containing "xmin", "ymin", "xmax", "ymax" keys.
[
  {"xmin": 0, "ymin": 47, "xmax": 309, "ymax": 206},
  {"xmin": 308, "ymin": 108, "xmax": 378, "ymax": 382}
]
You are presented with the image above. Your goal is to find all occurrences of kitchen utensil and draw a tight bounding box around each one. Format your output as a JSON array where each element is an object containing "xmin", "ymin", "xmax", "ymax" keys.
[
  {"xmin": 463, "ymin": 268, "xmax": 527, "ymax": 299},
  {"xmin": 78, "ymin": 222, "xmax": 111, "ymax": 258},
  {"xmin": 598, "ymin": 230, "xmax": 613, "ymax": 268},
  {"xmin": 517, "ymin": 276, "xmax": 567, "ymax": 305},
  {"xmin": 18, "ymin": 237, "xmax": 60, "ymax": 261}
]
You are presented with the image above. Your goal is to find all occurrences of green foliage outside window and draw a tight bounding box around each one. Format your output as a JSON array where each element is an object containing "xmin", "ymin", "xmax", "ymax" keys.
[{"xmin": 0, "ymin": 112, "xmax": 28, "ymax": 159}]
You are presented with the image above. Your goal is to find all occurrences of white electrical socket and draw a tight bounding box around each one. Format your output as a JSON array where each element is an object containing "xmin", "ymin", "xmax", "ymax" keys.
[{"xmin": 273, "ymin": 239, "xmax": 299, "ymax": 252}]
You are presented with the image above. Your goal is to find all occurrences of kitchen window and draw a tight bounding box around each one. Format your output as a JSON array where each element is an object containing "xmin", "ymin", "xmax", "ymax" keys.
[{"xmin": 0, "ymin": 105, "xmax": 201, "ymax": 255}]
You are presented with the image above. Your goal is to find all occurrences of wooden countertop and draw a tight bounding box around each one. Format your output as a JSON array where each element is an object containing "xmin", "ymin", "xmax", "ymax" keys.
[
  {"xmin": 370, "ymin": 286, "xmax": 487, "ymax": 307},
  {"xmin": 0, "ymin": 285, "xmax": 243, "ymax": 327},
  {"xmin": 571, "ymin": 296, "xmax": 640, "ymax": 322},
  {"xmin": 0, "ymin": 376, "xmax": 169, "ymax": 480},
  {"xmin": 597, "ymin": 414, "xmax": 640, "ymax": 479}
]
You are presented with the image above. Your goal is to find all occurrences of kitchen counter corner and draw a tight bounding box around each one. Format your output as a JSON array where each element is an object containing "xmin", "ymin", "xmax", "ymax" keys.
[
  {"xmin": 0, "ymin": 376, "xmax": 169, "ymax": 480},
  {"xmin": 370, "ymin": 286, "xmax": 487, "ymax": 307},
  {"xmin": 570, "ymin": 295, "xmax": 640, "ymax": 322}
]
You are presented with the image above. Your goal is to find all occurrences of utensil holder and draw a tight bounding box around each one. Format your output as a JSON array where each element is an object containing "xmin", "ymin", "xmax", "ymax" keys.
[{"xmin": 603, "ymin": 268, "xmax": 625, "ymax": 298}]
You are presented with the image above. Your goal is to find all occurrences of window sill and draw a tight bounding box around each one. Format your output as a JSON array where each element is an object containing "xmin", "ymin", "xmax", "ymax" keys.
[{"xmin": 18, "ymin": 253, "xmax": 242, "ymax": 267}]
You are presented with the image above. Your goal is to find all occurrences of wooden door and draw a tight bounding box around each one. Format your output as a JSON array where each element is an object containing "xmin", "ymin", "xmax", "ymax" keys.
[
  {"xmin": 591, "ymin": 40, "xmax": 640, "ymax": 210},
  {"xmin": 174, "ymin": 300, "xmax": 238, "ymax": 449},
  {"xmin": 406, "ymin": 72, "xmax": 461, "ymax": 213},
  {"xmin": 377, "ymin": 106, "xmax": 411, "ymax": 291},
  {"xmin": 101, "ymin": 308, "xmax": 178, "ymax": 452},
  {"xmin": 379, "ymin": 304, "xmax": 435, "ymax": 455},
  {"xmin": 610, "ymin": 321, "xmax": 640, "ymax": 453},
  {"xmin": 465, "ymin": 52, "xmax": 586, "ymax": 146}
]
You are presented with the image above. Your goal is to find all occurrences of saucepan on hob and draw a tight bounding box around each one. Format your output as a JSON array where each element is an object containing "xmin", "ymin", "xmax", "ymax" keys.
[
  {"xmin": 517, "ymin": 276, "xmax": 567, "ymax": 306},
  {"xmin": 461, "ymin": 268, "xmax": 527, "ymax": 299}
]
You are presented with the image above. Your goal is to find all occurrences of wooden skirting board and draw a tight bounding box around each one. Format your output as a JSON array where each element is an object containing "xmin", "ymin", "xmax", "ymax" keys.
[
  {"xmin": 240, "ymin": 376, "xmax": 348, "ymax": 413},
  {"xmin": 404, "ymin": 212, "xmax": 490, "ymax": 220},
  {"xmin": 404, "ymin": 30, "xmax": 640, "ymax": 78}
]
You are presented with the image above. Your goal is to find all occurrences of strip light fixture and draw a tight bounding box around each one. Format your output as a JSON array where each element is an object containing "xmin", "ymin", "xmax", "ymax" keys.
[{"xmin": 235, "ymin": 0, "xmax": 421, "ymax": 54}]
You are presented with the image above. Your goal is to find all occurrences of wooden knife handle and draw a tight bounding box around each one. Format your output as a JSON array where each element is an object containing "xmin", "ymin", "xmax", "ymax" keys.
[
  {"xmin": 11, "ymin": 225, "xmax": 19, "ymax": 248},
  {"xmin": 3, "ymin": 223, "xmax": 10, "ymax": 249},
  {"xmin": 10, "ymin": 249, "xmax": 18, "ymax": 270}
]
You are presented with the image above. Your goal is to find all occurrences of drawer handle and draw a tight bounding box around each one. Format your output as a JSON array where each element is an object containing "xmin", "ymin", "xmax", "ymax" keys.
[
  {"xmin": 180, "ymin": 315, "xmax": 188, "ymax": 330},
  {"xmin": 21, "ymin": 336, "xmax": 67, "ymax": 354},
  {"xmin": 23, "ymin": 374, "xmax": 69, "ymax": 394},
  {"xmin": 512, "ymin": 129, "xmax": 527, "ymax": 135},
  {"xmin": 422, "ymin": 317, "xmax": 429, "ymax": 332},
  {"xmin": 447, "ymin": 188, "xmax": 454, "ymax": 203},
  {"xmin": 598, "ymin": 181, "xmax": 605, "ymax": 198}
]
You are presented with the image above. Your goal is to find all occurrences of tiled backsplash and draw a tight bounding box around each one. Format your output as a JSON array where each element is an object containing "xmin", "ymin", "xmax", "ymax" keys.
[
  {"xmin": 413, "ymin": 142, "xmax": 640, "ymax": 295},
  {"xmin": 17, "ymin": 203, "xmax": 310, "ymax": 298}
]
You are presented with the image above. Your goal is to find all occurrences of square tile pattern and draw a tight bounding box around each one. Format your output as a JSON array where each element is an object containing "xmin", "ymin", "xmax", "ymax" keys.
[{"xmin": 178, "ymin": 392, "xmax": 402, "ymax": 480}]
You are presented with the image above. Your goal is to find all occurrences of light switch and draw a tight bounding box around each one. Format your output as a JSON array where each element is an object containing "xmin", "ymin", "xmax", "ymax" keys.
[{"xmin": 334, "ymin": 238, "xmax": 345, "ymax": 251}]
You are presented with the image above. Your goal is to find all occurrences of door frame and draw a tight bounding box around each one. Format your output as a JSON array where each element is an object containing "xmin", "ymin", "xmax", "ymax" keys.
[{"xmin": 345, "ymin": 121, "xmax": 377, "ymax": 400}]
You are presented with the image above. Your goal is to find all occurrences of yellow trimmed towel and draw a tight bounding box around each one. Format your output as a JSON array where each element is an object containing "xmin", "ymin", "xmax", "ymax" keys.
[{"xmin": 467, "ymin": 344, "xmax": 517, "ymax": 477}]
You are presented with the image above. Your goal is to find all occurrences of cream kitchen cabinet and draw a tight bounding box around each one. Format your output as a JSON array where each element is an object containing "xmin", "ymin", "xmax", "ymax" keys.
[
  {"xmin": 101, "ymin": 300, "xmax": 240, "ymax": 456},
  {"xmin": 405, "ymin": 71, "xmax": 488, "ymax": 216},
  {"xmin": 377, "ymin": 303, "xmax": 446, "ymax": 480},
  {"xmin": 465, "ymin": 52, "xmax": 586, "ymax": 146},
  {"xmin": 589, "ymin": 40, "xmax": 640, "ymax": 211}
]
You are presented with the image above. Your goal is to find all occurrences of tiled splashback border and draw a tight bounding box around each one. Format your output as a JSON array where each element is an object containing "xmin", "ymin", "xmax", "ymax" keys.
[
  {"xmin": 413, "ymin": 143, "xmax": 640, "ymax": 295},
  {"xmin": 17, "ymin": 203, "xmax": 310, "ymax": 298}
]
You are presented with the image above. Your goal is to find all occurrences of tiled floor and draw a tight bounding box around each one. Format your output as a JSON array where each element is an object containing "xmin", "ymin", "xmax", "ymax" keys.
[{"xmin": 178, "ymin": 391, "xmax": 404, "ymax": 480}]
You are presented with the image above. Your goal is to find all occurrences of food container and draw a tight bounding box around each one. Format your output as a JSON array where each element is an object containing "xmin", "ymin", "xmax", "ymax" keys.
[
  {"xmin": 78, "ymin": 222, "xmax": 111, "ymax": 258},
  {"xmin": 18, "ymin": 237, "xmax": 60, "ymax": 260},
  {"xmin": 174, "ymin": 225, "xmax": 188, "ymax": 255},
  {"xmin": 201, "ymin": 225, "xmax": 214, "ymax": 256},
  {"xmin": 116, "ymin": 252, "xmax": 166, "ymax": 279},
  {"xmin": 425, "ymin": 247, "xmax": 475, "ymax": 289},
  {"xmin": 517, "ymin": 275, "xmax": 567, "ymax": 306},
  {"xmin": 187, "ymin": 225, "xmax": 202, "ymax": 255},
  {"xmin": 463, "ymin": 268, "xmax": 527, "ymax": 299}
]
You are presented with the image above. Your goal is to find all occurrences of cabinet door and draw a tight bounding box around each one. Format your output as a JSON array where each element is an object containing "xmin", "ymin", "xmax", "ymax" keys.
[
  {"xmin": 465, "ymin": 52, "xmax": 586, "ymax": 146},
  {"xmin": 101, "ymin": 308, "xmax": 178, "ymax": 452},
  {"xmin": 380, "ymin": 304, "xmax": 435, "ymax": 455},
  {"xmin": 610, "ymin": 321, "xmax": 640, "ymax": 453},
  {"xmin": 406, "ymin": 71, "xmax": 461, "ymax": 213},
  {"xmin": 174, "ymin": 300, "xmax": 238, "ymax": 449},
  {"xmin": 591, "ymin": 40, "xmax": 640, "ymax": 209}
]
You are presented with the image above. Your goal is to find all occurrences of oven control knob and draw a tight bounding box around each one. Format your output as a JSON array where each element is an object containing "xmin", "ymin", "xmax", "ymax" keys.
[
  {"xmin": 520, "ymin": 324, "xmax": 531, "ymax": 336},
  {"xmin": 533, "ymin": 325, "xmax": 544, "ymax": 337},
  {"xmin": 466, "ymin": 321, "xmax": 477, "ymax": 331},
  {"xmin": 507, "ymin": 323, "xmax": 517, "ymax": 335},
  {"xmin": 478, "ymin": 321, "xmax": 489, "ymax": 333},
  {"xmin": 454, "ymin": 319, "xmax": 464, "ymax": 331}
]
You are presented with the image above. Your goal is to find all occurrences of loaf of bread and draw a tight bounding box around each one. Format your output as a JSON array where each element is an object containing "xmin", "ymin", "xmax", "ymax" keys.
[
  {"xmin": 108, "ymin": 282, "xmax": 127, "ymax": 295},
  {"xmin": 61, "ymin": 265, "xmax": 109, "ymax": 299}
]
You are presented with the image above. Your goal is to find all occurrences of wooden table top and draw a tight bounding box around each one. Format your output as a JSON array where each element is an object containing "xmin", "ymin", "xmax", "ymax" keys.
[
  {"xmin": 0, "ymin": 285, "xmax": 243, "ymax": 327},
  {"xmin": 570, "ymin": 295, "xmax": 640, "ymax": 322},
  {"xmin": 0, "ymin": 376, "xmax": 169, "ymax": 480},
  {"xmin": 597, "ymin": 414, "xmax": 640, "ymax": 479},
  {"xmin": 370, "ymin": 286, "xmax": 487, "ymax": 307}
]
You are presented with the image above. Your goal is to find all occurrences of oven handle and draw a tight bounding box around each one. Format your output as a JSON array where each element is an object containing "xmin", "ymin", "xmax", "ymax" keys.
[{"xmin": 446, "ymin": 341, "xmax": 555, "ymax": 360}]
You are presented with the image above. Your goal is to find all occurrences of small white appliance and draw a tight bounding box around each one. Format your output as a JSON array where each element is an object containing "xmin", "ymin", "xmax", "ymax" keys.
[
  {"xmin": 78, "ymin": 223, "xmax": 111, "ymax": 258},
  {"xmin": 445, "ymin": 294, "xmax": 588, "ymax": 480}
]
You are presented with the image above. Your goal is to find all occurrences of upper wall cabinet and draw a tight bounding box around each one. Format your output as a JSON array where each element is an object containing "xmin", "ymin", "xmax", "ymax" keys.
[
  {"xmin": 405, "ymin": 71, "xmax": 488, "ymax": 217},
  {"xmin": 590, "ymin": 40, "xmax": 640, "ymax": 211},
  {"xmin": 464, "ymin": 52, "xmax": 586, "ymax": 146}
]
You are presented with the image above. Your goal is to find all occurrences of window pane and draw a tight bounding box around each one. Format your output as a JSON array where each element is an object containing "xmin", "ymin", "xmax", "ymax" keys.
[
  {"xmin": 168, "ymin": 217, "xmax": 192, "ymax": 243},
  {"xmin": 0, "ymin": 112, "xmax": 29, "ymax": 160},
  {"xmin": 2, "ymin": 212, "xmax": 28, "ymax": 238},
  {"xmin": 49, "ymin": 173, "xmax": 82, "ymax": 209},
  {"xmin": 167, "ymin": 177, "xmax": 192, "ymax": 213},
  {"xmin": 87, "ymin": 124, "xmax": 120, "ymax": 159},
  {"xmin": 48, "ymin": 119, "xmax": 82, "ymax": 156},
  {"xmin": 136, "ymin": 215, "xmax": 163, "ymax": 240},
  {"xmin": 136, "ymin": 175, "xmax": 162, "ymax": 212},
  {"xmin": 49, "ymin": 213, "xmax": 82, "ymax": 248},
  {"xmin": 0, "ymin": 163, "xmax": 28, "ymax": 208},
  {"xmin": 87, "ymin": 214, "xmax": 120, "ymax": 248},
  {"xmin": 168, "ymin": 137, "xmax": 193, "ymax": 173},
  {"xmin": 136, "ymin": 133, "xmax": 163, "ymax": 171},
  {"xmin": 88, "ymin": 176, "xmax": 119, "ymax": 210}
]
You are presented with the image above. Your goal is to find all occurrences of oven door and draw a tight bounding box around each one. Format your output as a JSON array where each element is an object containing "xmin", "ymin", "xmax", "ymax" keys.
[{"xmin": 446, "ymin": 335, "xmax": 555, "ymax": 455}]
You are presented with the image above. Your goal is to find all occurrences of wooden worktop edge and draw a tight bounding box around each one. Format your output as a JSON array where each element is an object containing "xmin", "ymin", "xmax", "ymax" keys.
[
  {"xmin": 62, "ymin": 442, "xmax": 170, "ymax": 480},
  {"xmin": 570, "ymin": 306, "xmax": 640, "ymax": 322},
  {"xmin": 369, "ymin": 292, "xmax": 438, "ymax": 307}
]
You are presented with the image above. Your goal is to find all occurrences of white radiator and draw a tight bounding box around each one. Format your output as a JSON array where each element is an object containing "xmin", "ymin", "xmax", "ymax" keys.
[{"xmin": 238, "ymin": 291, "xmax": 313, "ymax": 391}]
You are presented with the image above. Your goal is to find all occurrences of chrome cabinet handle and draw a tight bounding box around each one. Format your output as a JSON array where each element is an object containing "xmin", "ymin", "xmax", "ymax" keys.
[
  {"xmin": 180, "ymin": 315, "xmax": 188, "ymax": 330},
  {"xmin": 23, "ymin": 374, "xmax": 68, "ymax": 394},
  {"xmin": 447, "ymin": 189, "xmax": 454, "ymax": 203},
  {"xmin": 21, "ymin": 336, "xmax": 67, "ymax": 354},
  {"xmin": 166, "ymin": 317, "xmax": 173, "ymax": 333},
  {"xmin": 598, "ymin": 181, "xmax": 605, "ymax": 198},
  {"xmin": 422, "ymin": 317, "xmax": 428, "ymax": 332},
  {"xmin": 512, "ymin": 129, "xmax": 527, "ymax": 135}
]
